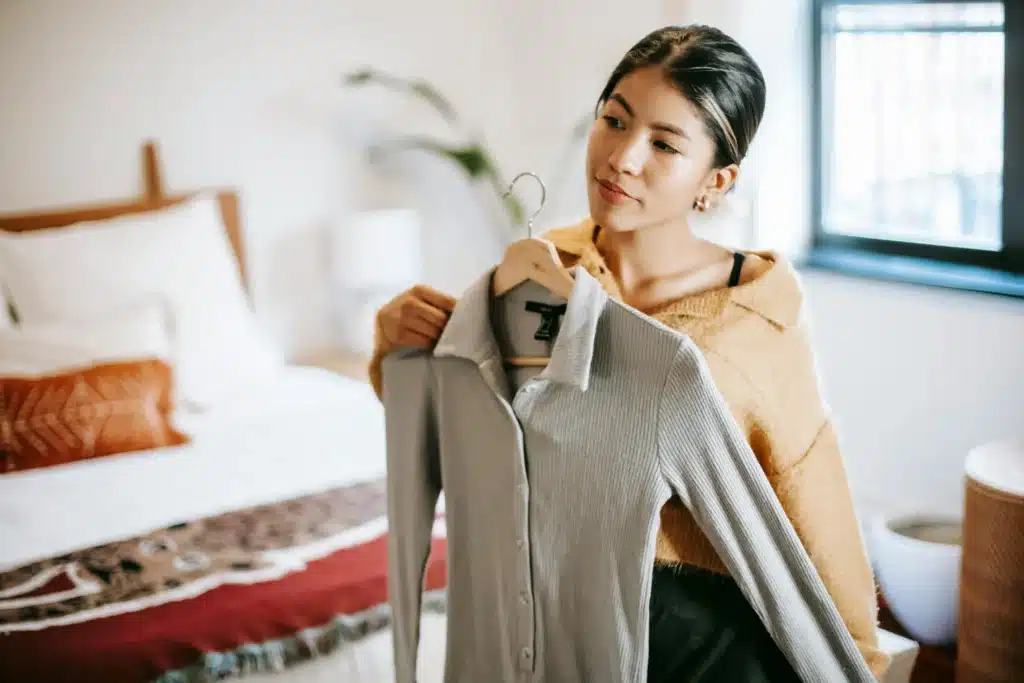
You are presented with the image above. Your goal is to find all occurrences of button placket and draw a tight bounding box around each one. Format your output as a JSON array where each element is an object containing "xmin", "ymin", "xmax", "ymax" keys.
[
  {"xmin": 516, "ymin": 461, "xmax": 533, "ymax": 672},
  {"xmin": 509, "ymin": 387, "xmax": 537, "ymax": 674}
]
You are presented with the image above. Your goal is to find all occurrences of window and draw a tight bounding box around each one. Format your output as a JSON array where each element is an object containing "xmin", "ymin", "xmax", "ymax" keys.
[{"xmin": 810, "ymin": 0, "xmax": 1024, "ymax": 296}]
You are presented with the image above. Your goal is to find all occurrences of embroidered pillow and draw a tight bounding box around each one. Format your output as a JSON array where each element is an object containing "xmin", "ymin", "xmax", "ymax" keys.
[{"xmin": 0, "ymin": 359, "xmax": 188, "ymax": 474}]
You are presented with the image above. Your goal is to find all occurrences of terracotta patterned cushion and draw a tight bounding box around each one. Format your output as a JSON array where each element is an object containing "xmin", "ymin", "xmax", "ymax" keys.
[{"xmin": 0, "ymin": 359, "xmax": 188, "ymax": 474}]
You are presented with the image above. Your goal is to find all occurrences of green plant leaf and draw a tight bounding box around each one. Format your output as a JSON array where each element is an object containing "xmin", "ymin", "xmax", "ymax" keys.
[
  {"xmin": 447, "ymin": 146, "xmax": 493, "ymax": 179},
  {"xmin": 370, "ymin": 137, "xmax": 493, "ymax": 177},
  {"xmin": 342, "ymin": 68, "xmax": 374, "ymax": 85},
  {"xmin": 368, "ymin": 137, "xmax": 524, "ymax": 230},
  {"xmin": 409, "ymin": 81, "xmax": 459, "ymax": 125},
  {"xmin": 503, "ymin": 193, "xmax": 525, "ymax": 228},
  {"xmin": 341, "ymin": 68, "xmax": 461, "ymax": 126}
]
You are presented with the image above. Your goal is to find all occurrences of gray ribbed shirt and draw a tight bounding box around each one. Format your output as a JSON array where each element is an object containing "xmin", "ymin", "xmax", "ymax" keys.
[{"xmin": 381, "ymin": 264, "xmax": 875, "ymax": 683}]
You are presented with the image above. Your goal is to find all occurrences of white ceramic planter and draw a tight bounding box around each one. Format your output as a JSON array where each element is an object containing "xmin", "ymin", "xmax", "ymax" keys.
[{"xmin": 869, "ymin": 513, "xmax": 962, "ymax": 646}]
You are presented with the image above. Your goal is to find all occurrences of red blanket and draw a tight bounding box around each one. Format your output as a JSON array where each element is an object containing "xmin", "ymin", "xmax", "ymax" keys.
[{"xmin": 0, "ymin": 478, "xmax": 447, "ymax": 683}]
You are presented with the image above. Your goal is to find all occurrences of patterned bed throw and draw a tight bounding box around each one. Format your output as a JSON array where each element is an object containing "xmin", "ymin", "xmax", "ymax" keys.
[{"xmin": 0, "ymin": 478, "xmax": 442, "ymax": 633}]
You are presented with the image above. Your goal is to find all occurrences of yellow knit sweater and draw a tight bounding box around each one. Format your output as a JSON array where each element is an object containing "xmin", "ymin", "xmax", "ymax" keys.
[{"xmin": 368, "ymin": 218, "xmax": 890, "ymax": 679}]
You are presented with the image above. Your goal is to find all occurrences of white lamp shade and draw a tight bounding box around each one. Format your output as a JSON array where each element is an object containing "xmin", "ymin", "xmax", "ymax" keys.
[{"xmin": 332, "ymin": 209, "xmax": 423, "ymax": 291}]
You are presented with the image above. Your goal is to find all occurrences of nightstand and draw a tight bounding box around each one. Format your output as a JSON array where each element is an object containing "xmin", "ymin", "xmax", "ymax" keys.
[{"xmin": 299, "ymin": 349, "xmax": 371, "ymax": 383}]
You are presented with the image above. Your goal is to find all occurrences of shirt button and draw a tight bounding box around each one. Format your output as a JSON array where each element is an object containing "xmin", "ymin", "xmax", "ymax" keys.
[
  {"xmin": 516, "ymin": 538, "xmax": 525, "ymax": 549},
  {"xmin": 519, "ymin": 592, "xmax": 530, "ymax": 605},
  {"xmin": 521, "ymin": 647, "xmax": 532, "ymax": 660}
]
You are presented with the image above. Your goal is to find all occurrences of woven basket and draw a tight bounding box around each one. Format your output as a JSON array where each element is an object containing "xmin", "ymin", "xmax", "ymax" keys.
[{"xmin": 957, "ymin": 440, "xmax": 1024, "ymax": 683}]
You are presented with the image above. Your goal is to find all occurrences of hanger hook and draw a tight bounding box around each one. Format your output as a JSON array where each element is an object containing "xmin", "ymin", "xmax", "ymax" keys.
[{"xmin": 502, "ymin": 171, "xmax": 547, "ymax": 238}]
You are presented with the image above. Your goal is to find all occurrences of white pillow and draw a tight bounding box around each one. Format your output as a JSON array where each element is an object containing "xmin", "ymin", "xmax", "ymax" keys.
[
  {"xmin": 0, "ymin": 194, "xmax": 284, "ymax": 408},
  {"xmin": 0, "ymin": 301, "xmax": 172, "ymax": 376}
]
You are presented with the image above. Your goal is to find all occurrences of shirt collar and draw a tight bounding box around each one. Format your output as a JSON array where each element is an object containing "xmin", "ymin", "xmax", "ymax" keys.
[
  {"xmin": 433, "ymin": 263, "xmax": 608, "ymax": 393},
  {"xmin": 542, "ymin": 218, "xmax": 803, "ymax": 329}
]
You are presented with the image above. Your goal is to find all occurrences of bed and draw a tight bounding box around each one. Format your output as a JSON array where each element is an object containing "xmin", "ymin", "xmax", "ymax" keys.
[{"xmin": 0, "ymin": 142, "xmax": 447, "ymax": 683}]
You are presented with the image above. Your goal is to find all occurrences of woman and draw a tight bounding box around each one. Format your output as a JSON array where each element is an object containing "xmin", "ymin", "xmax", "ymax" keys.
[{"xmin": 370, "ymin": 25, "xmax": 889, "ymax": 682}]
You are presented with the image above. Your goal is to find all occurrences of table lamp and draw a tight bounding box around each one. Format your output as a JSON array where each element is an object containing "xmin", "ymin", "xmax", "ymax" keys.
[{"xmin": 330, "ymin": 208, "xmax": 423, "ymax": 355}]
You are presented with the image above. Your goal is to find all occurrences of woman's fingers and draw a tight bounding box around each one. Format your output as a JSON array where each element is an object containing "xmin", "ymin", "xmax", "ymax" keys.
[
  {"xmin": 397, "ymin": 328, "xmax": 436, "ymax": 348},
  {"xmin": 402, "ymin": 311, "xmax": 444, "ymax": 341},
  {"xmin": 413, "ymin": 284, "xmax": 456, "ymax": 313},
  {"xmin": 378, "ymin": 284, "xmax": 456, "ymax": 351},
  {"xmin": 392, "ymin": 295, "xmax": 449, "ymax": 347},
  {"xmin": 405, "ymin": 296, "xmax": 450, "ymax": 328}
]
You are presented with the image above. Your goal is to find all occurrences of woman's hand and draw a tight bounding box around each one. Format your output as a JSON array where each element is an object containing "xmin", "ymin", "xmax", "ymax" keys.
[{"xmin": 375, "ymin": 284, "xmax": 456, "ymax": 354}]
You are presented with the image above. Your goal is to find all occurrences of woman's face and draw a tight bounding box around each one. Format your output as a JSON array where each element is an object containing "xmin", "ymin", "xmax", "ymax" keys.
[{"xmin": 586, "ymin": 66, "xmax": 730, "ymax": 233}]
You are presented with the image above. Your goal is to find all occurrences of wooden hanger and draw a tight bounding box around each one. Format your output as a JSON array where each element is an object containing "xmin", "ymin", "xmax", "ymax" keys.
[{"xmin": 492, "ymin": 171, "xmax": 574, "ymax": 368}]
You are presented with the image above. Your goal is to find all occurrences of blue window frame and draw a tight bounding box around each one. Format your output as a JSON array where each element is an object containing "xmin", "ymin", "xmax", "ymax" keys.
[{"xmin": 808, "ymin": 0, "xmax": 1024, "ymax": 297}]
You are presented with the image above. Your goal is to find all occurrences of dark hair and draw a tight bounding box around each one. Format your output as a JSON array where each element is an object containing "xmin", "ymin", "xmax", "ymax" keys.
[{"xmin": 597, "ymin": 25, "xmax": 766, "ymax": 170}]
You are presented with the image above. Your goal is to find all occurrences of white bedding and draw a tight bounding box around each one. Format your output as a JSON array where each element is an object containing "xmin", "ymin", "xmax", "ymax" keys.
[{"xmin": 0, "ymin": 365, "xmax": 389, "ymax": 571}]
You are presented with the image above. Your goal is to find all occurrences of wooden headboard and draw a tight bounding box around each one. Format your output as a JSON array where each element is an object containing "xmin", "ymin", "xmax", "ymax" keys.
[{"xmin": 0, "ymin": 140, "xmax": 248, "ymax": 288}]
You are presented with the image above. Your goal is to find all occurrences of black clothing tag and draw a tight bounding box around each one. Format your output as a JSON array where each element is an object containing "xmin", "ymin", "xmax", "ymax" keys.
[{"xmin": 524, "ymin": 301, "xmax": 567, "ymax": 342}]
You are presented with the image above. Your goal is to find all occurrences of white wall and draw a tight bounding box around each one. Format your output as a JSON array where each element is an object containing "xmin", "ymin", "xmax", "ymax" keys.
[
  {"xmin": 0, "ymin": 0, "xmax": 1020, "ymax": 519},
  {"xmin": 803, "ymin": 271, "xmax": 1024, "ymax": 520}
]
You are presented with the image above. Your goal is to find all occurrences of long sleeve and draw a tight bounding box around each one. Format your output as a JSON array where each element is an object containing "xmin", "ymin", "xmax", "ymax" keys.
[
  {"xmin": 380, "ymin": 349, "xmax": 443, "ymax": 683},
  {"xmin": 771, "ymin": 418, "xmax": 890, "ymax": 678},
  {"xmin": 655, "ymin": 338, "xmax": 880, "ymax": 683}
]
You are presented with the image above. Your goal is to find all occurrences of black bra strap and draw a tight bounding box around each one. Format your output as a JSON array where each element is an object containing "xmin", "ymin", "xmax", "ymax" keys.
[{"xmin": 727, "ymin": 252, "xmax": 746, "ymax": 288}]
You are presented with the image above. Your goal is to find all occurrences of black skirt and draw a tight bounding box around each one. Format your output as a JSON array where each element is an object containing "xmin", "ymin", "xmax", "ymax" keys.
[{"xmin": 647, "ymin": 564, "xmax": 802, "ymax": 683}]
